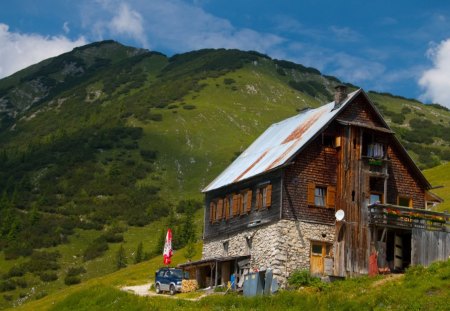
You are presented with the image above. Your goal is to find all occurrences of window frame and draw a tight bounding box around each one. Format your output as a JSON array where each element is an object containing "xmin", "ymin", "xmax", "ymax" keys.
[
  {"xmin": 369, "ymin": 191, "xmax": 383, "ymax": 205},
  {"xmin": 397, "ymin": 196, "xmax": 412, "ymax": 208},
  {"xmin": 307, "ymin": 182, "xmax": 336, "ymax": 208},
  {"xmin": 256, "ymin": 183, "xmax": 272, "ymax": 210}
]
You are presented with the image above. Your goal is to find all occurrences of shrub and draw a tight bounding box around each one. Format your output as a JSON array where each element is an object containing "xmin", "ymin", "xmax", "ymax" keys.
[
  {"xmin": 64, "ymin": 275, "xmax": 81, "ymax": 285},
  {"xmin": 5, "ymin": 265, "xmax": 26, "ymax": 278},
  {"xmin": 0, "ymin": 280, "xmax": 16, "ymax": 292},
  {"xmin": 15, "ymin": 278, "xmax": 27, "ymax": 288},
  {"xmin": 183, "ymin": 104, "xmax": 196, "ymax": 110},
  {"xmin": 102, "ymin": 231, "xmax": 124, "ymax": 243},
  {"xmin": 83, "ymin": 237, "xmax": 109, "ymax": 261},
  {"xmin": 149, "ymin": 113, "xmax": 163, "ymax": 121},
  {"xmin": 390, "ymin": 113, "xmax": 405, "ymax": 124},
  {"xmin": 223, "ymin": 78, "xmax": 236, "ymax": 85},
  {"xmin": 35, "ymin": 291, "xmax": 48, "ymax": 300},
  {"xmin": 401, "ymin": 107, "xmax": 412, "ymax": 114},
  {"xmin": 26, "ymin": 250, "xmax": 61, "ymax": 273},
  {"xmin": 288, "ymin": 269, "xmax": 325, "ymax": 290},
  {"xmin": 67, "ymin": 266, "xmax": 86, "ymax": 277},
  {"xmin": 140, "ymin": 149, "xmax": 158, "ymax": 161},
  {"xmin": 39, "ymin": 271, "xmax": 58, "ymax": 282}
]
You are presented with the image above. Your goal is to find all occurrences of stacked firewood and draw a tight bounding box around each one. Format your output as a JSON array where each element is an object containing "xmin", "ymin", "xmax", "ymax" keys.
[{"xmin": 181, "ymin": 279, "xmax": 198, "ymax": 293}]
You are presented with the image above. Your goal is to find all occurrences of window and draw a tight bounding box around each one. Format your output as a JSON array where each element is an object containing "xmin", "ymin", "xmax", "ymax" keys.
[
  {"xmin": 256, "ymin": 184, "xmax": 272, "ymax": 209},
  {"xmin": 398, "ymin": 196, "xmax": 412, "ymax": 207},
  {"xmin": 363, "ymin": 132, "xmax": 386, "ymax": 159},
  {"xmin": 216, "ymin": 199, "xmax": 224, "ymax": 221},
  {"xmin": 232, "ymin": 194, "xmax": 239, "ymax": 217},
  {"xmin": 209, "ymin": 199, "xmax": 224, "ymax": 223},
  {"xmin": 367, "ymin": 143, "xmax": 384, "ymax": 158},
  {"xmin": 322, "ymin": 135, "xmax": 334, "ymax": 147},
  {"xmin": 236, "ymin": 189, "xmax": 252, "ymax": 215},
  {"xmin": 224, "ymin": 195, "xmax": 232, "ymax": 220},
  {"xmin": 312, "ymin": 243, "xmax": 323, "ymax": 255},
  {"xmin": 315, "ymin": 187, "xmax": 326, "ymax": 207},
  {"xmin": 307, "ymin": 183, "xmax": 336, "ymax": 208},
  {"xmin": 370, "ymin": 192, "xmax": 383, "ymax": 205}
]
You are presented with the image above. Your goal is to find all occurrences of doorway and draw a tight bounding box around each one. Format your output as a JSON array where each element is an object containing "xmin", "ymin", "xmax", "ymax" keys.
[{"xmin": 310, "ymin": 241, "xmax": 332, "ymax": 276}]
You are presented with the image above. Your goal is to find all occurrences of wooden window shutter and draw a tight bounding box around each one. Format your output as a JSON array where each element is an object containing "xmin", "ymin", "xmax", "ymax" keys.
[
  {"xmin": 210, "ymin": 201, "xmax": 216, "ymax": 223},
  {"xmin": 326, "ymin": 186, "xmax": 336, "ymax": 208},
  {"xmin": 266, "ymin": 184, "xmax": 272, "ymax": 207},
  {"xmin": 224, "ymin": 197, "xmax": 230, "ymax": 220},
  {"xmin": 246, "ymin": 190, "xmax": 252, "ymax": 213},
  {"xmin": 217, "ymin": 199, "xmax": 223, "ymax": 219},
  {"xmin": 209, "ymin": 202, "xmax": 214, "ymax": 223},
  {"xmin": 239, "ymin": 194, "xmax": 244, "ymax": 215},
  {"xmin": 307, "ymin": 182, "xmax": 315, "ymax": 206},
  {"xmin": 255, "ymin": 189, "xmax": 261, "ymax": 210},
  {"xmin": 234, "ymin": 195, "xmax": 238, "ymax": 215}
]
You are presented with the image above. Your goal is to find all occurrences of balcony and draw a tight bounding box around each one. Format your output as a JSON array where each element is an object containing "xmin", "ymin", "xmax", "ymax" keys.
[{"xmin": 368, "ymin": 204, "xmax": 450, "ymax": 231}]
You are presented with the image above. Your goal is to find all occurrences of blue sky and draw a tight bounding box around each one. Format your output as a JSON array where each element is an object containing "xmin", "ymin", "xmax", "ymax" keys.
[{"xmin": 1, "ymin": 0, "xmax": 450, "ymax": 107}]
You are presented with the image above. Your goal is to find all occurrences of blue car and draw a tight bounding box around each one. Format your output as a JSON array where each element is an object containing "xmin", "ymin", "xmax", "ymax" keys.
[{"xmin": 155, "ymin": 267, "xmax": 187, "ymax": 295}]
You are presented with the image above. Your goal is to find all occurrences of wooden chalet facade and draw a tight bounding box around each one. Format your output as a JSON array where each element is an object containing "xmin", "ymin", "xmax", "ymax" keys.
[{"xmin": 194, "ymin": 86, "xmax": 449, "ymax": 286}]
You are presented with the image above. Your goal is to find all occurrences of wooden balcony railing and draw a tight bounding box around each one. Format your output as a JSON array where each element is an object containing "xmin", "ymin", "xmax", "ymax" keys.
[{"xmin": 368, "ymin": 204, "xmax": 450, "ymax": 231}]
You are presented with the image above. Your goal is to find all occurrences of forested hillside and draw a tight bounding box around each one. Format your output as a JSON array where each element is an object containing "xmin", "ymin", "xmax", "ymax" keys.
[{"xmin": 0, "ymin": 40, "xmax": 449, "ymax": 308}]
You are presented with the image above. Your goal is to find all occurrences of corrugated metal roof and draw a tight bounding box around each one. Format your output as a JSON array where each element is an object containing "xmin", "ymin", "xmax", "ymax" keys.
[{"xmin": 203, "ymin": 89, "xmax": 361, "ymax": 192}]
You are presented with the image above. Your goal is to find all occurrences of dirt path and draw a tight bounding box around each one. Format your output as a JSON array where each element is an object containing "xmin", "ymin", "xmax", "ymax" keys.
[
  {"xmin": 121, "ymin": 284, "xmax": 154, "ymax": 297},
  {"xmin": 121, "ymin": 283, "xmax": 210, "ymax": 301},
  {"xmin": 371, "ymin": 273, "xmax": 403, "ymax": 287}
]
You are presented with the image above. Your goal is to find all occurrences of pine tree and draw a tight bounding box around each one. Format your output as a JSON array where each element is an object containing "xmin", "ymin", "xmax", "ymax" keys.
[
  {"xmin": 116, "ymin": 244, "xmax": 127, "ymax": 270},
  {"xmin": 183, "ymin": 239, "xmax": 196, "ymax": 261},
  {"xmin": 180, "ymin": 204, "xmax": 196, "ymax": 247},
  {"xmin": 134, "ymin": 242, "xmax": 143, "ymax": 264}
]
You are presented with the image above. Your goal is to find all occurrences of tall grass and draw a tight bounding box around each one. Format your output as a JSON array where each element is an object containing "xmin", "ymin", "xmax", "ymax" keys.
[{"xmin": 18, "ymin": 259, "xmax": 450, "ymax": 311}]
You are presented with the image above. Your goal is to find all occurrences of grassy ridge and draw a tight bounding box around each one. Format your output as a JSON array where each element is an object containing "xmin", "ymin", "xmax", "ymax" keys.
[
  {"xmin": 424, "ymin": 162, "xmax": 450, "ymax": 212},
  {"xmin": 1, "ymin": 41, "xmax": 450, "ymax": 310},
  {"xmin": 13, "ymin": 242, "xmax": 203, "ymax": 310},
  {"xmin": 16, "ymin": 259, "xmax": 450, "ymax": 311}
]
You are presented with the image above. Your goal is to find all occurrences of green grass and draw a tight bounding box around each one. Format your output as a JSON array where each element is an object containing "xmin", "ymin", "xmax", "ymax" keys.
[
  {"xmin": 14, "ymin": 259, "xmax": 450, "ymax": 311},
  {"xmin": 12, "ymin": 242, "xmax": 203, "ymax": 310},
  {"xmin": 0, "ymin": 214, "xmax": 203, "ymax": 309},
  {"xmin": 424, "ymin": 162, "xmax": 450, "ymax": 212}
]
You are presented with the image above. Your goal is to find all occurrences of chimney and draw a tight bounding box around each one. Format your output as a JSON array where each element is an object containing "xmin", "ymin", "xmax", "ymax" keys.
[{"xmin": 334, "ymin": 84, "xmax": 348, "ymax": 109}]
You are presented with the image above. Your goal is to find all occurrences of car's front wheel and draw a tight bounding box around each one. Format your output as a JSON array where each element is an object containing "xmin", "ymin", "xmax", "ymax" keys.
[
  {"xmin": 169, "ymin": 284, "xmax": 176, "ymax": 295},
  {"xmin": 155, "ymin": 283, "xmax": 161, "ymax": 294}
]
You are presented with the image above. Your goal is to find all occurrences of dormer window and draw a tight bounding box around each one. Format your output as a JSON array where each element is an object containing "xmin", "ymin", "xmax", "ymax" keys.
[
  {"xmin": 363, "ymin": 132, "xmax": 386, "ymax": 159},
  {"xmin": 367, "ymin": 143, "xmax": 384, "ymax": 158}
]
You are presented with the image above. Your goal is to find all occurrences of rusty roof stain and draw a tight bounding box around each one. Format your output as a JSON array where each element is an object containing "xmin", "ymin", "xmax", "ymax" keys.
[{"xmin": 203, "ymin": 89, "xmax": 361, "ymax": 192}]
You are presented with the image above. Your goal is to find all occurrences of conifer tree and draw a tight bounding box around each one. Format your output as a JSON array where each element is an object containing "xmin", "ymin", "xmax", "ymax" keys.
[
  {"xmin": 116, "ymin": 244, "xmax": 127, "ymax": 270},
  {"xmin": 134, "ymin": 242, "xmax": 143, "ymax": 264}
]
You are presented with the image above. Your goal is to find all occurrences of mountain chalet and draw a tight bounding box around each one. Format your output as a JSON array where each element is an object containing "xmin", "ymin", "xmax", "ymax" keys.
[{"xmin": 179, "ymin": 86, "xmax": 449, "ymax": 287}]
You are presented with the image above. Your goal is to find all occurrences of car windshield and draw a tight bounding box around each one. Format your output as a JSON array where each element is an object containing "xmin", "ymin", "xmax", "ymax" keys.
[{"xmin": 171, "ymin": 269, "xmax": 183, "ymax": 278}]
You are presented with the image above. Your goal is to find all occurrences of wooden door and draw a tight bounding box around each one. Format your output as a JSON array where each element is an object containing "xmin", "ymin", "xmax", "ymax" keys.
[{"xmin": 310, "ymin": 242, "xmax": 331, "ymax": 275}]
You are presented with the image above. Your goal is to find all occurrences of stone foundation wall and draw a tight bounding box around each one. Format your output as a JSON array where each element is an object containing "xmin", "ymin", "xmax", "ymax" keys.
[{"xmin": 202, "ymin": 219, "xmax": 335, "ymax": 285}]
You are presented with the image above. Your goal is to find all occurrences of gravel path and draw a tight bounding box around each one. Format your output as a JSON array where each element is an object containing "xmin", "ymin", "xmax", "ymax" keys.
[
  {"xmin": 121, "ymin": 283, "xmax": 154, "ymax": 297},
  {"xmin": 121, "ymin": 283, "xmax": 210, "ymax": 301}
]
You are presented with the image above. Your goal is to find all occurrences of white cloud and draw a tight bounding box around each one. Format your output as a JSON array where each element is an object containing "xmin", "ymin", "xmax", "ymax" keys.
[
  {"xmin": 419, "ymin": 39, "xmax": 450, "ymax": 108},
  {"xmin": 329, "ymin": 26, "xmax": 361, "ymax": 42},
  {"xmin": 63, "ymin": 22, "xmax": 70, "ymax": 34},
  {"xmin": 83, "ymin": 0, "xmax": 284, "ymax": 53},
  {"xmin": 107, "ymin": 3, "xmax": 149, "ymax": 48},
  {"xmin": 0, "ymin": 23, "xmax": 86, "ymax": 78}
]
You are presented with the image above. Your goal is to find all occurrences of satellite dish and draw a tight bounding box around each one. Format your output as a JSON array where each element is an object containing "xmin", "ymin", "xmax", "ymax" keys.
[{"xmin": 335, "ymin": 209, "xmax": 345, "ymax": 221}]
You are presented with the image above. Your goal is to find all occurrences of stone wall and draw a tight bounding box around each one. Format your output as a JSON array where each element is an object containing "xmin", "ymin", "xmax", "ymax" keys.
[{"xmin": 202, "ymin": 219, "xmax": 335, "ymax": 285}]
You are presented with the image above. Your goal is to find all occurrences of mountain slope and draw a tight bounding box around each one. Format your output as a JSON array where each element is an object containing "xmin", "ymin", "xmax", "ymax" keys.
[{"xmin": 1, "ymin": 40, "xmax": 450, "ymax": 309}]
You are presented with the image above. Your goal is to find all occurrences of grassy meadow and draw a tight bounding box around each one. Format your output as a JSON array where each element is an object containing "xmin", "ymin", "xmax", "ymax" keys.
[{"xmin": 14, "ymin": 257, "xmax": 450, "ymax": 311}]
